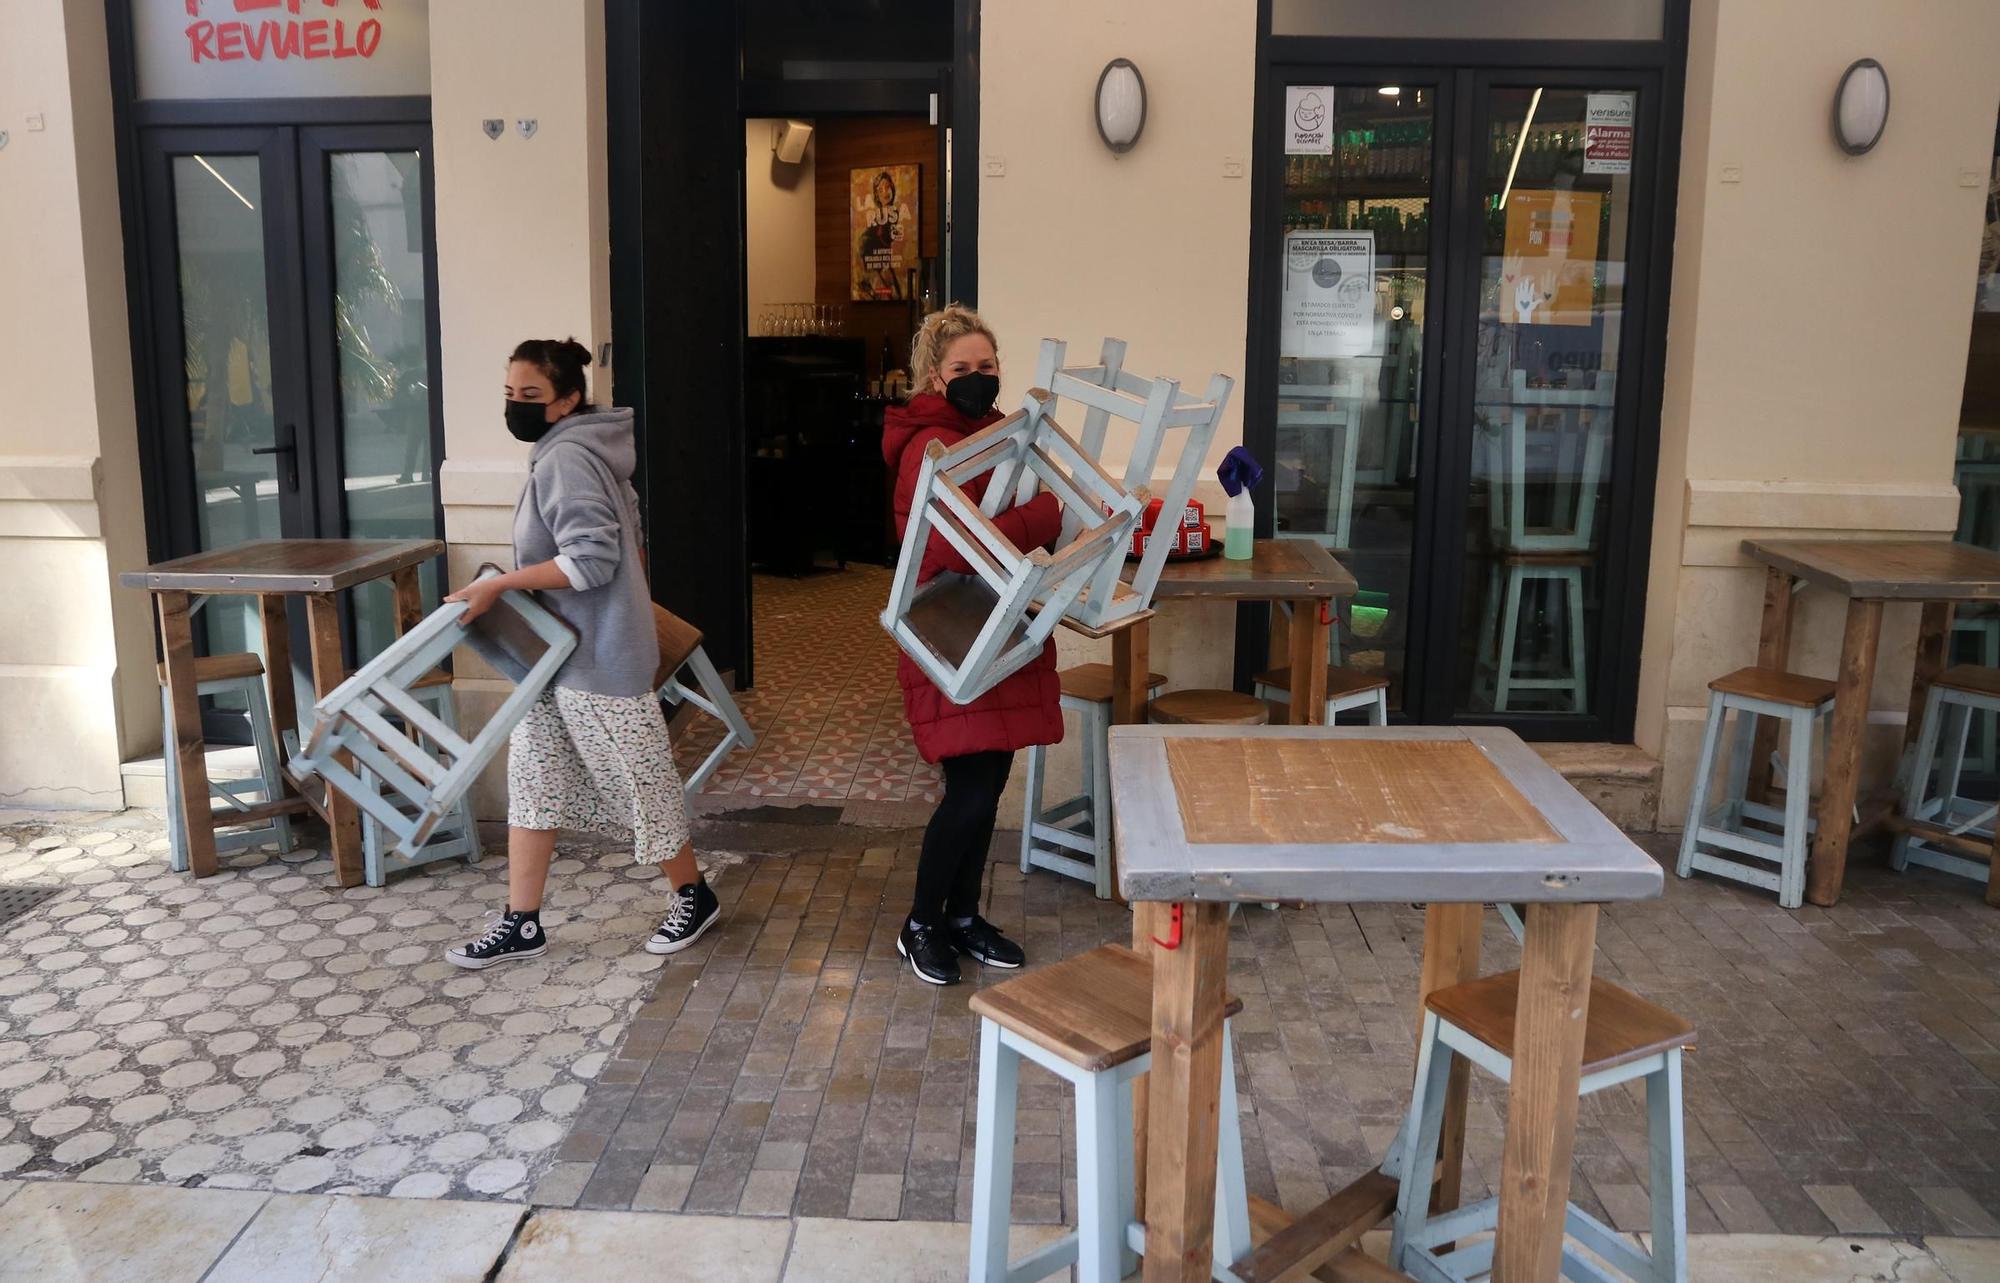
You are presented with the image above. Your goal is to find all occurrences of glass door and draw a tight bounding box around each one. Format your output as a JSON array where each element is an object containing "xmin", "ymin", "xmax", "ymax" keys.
[
  {"xmin": 141, "ymin": 122, "xmax": 442, "ymax": 723},
  {"xmin": 1270, "ymin": 79, "xmax": 1444, "ymax": 711},
  {"xmin": 1254, "ymin": 67, "xmax": 1663, "ymax": 736}
]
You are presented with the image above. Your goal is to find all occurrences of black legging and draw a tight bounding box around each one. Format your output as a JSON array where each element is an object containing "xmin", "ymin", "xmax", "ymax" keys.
[{"xmin": 910, "ymin": 749, "xmax": 1015, "ymax": 926}]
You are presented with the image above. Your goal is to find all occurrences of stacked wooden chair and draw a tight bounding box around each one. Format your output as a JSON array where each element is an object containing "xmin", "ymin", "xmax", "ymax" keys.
[
  {"xmin": 652, "ymin": 603, "xmax": 757, "ymax": 792},
  {"xmin": 354, "ymin": 667, "xmax": 481, "ymax": 887},
  {"xmin": 881, "ymin": 386, "xmax": 1145, "ymax": 706},
  {"xmin": 1893, "ymin": 664, "xmax": 2000, "ymax": 894},
  {"xmin": 289, "ymin": 566, "xmax": 576, "ymax": 863}
]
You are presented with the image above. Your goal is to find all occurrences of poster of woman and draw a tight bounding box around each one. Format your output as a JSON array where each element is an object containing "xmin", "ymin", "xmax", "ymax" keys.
[{"xmin": 851, "ymin": 165, "xmax": 920, "ymax": 301}]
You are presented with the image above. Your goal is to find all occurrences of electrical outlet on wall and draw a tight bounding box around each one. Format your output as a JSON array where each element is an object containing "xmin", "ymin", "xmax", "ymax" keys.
[
  {"xmin": 1719, "ymin": 164, "xmax": 1742, "ymax": 184},
  {"xmin": 25, "ymin": 114, "xmax": 45, "ymax": 132},
  {"xmin": 1222, "ymin": 157, "xmax": 1245, "ymax": 179},
  {"xmin": 983, "ymin": 155, "xmax": 1005, "ymax": 177}
]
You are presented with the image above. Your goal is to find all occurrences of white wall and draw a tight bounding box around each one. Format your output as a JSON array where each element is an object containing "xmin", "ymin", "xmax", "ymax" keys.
[
  {"xmin": 979, "ymin": 0, "xmax": 1256, "ymax": 493},
  {"xmin": 745, "ymin": 119, "xmax": 817, "ymax": 331},
  {"xmin": 1639, "ymin": 0, "xmax": 2000, "ymax": 820},
  {"xmin": 431, "ymin": 0, "xmax": 611, "ymax": 815},
  {"xmin": 0, "ymin": 0, "xmax": 153, "ymax": 808}
]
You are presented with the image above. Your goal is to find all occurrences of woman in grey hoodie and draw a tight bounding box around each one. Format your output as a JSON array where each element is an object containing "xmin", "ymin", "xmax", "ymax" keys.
[{"xmin": 441, "ymin": 338, "xmax": 720, "ymax": 968}]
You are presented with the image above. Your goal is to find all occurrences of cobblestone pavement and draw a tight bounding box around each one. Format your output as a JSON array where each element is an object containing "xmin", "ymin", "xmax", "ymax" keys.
[
  {"xmin": 0, "ymin": 815, "xmax": 741, "ymax": 1199},
  {"xmin": 546, "ymin": 817, "xmax": 2000, "ymax": 1241}
]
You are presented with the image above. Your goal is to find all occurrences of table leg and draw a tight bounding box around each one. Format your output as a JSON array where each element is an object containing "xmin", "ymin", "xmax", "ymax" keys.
[
  {"xmin": 1131, "ymin": 902, "xmax": 1161, "ymax": 1224},
  {"xmin": 158, "ymin": 590, "xmax": 218, "ymax": 878},
  {"xmin": 1805, "ymin": 598, "xmax": 1885, "ymax": 907},
  {"xmin": 1114, "ymin": 616, "xmax": 1153, "ymax": 726},
  {"xmin": 1493, "ymin": 901, "xmax": 1598, "ymax": 1283},
  {"xmin": 1746, "ymin": 566, "xmax": 1796, "ymax": 805},
  {"xmin": 1417, "ymin": 904, "xmax": 1483, "ymax": 1217},
  {"xmin": 1905, "ymin": 602, "xmax": 1954, "ymax": 757},
  {"xmin": 1287, "ymin": 598, "xmax": 1331, "ymax": 726},
  {"xmin": 305, "ymin": 592, "xmax": 364, "ymax": 888},
  {"xmin": 1142, "ymin": 900, "xmax": 1231, "ymax": 1283},
  {"xmin": 257, "ymin": 595, "xmax": 297, "ymax": 760}
]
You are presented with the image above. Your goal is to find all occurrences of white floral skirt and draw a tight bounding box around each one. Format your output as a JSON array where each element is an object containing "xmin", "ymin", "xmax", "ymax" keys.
[{"xmin": 506, "ymin": 687, "xmax": 692, "ymax": 864}]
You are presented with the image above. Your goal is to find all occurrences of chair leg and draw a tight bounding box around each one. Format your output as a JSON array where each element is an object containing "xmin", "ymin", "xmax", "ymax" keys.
[
  {"xmin": 1722, "ymin": 701, "xmax": 1756, "ymax": 829},
  {"xmin": 1937, "ymin": 699, "xmax": 1974, "ymax": 822},
  {"xmin": 1020, "ymin": 742, "xmax": 1045, "ymax": 876},
  {"xmin": 1677, "ymin": 693, "xmax": 1726, "ymax": 880},
  {"xmin": 1646, "ymin": 1051, "xmax": 1689, "ymax": 1283},
  {"xmin": 969, "ymin": 1021, "xmax": 1020, "ymax": 1283},
  {"xmin": 1779, "ymin": 710, "xmax": 1814, "ymax": 910},
  {"xmin": 1075, "ymin": 1063, "xmax": 1122, "ymax": 1283},
  {"xmin": 1390, "ymin": 1011, "xmax": 1454, "ymax": 1269},
  {"xmin": 1115, "ymin": 1070, "xmax": 1139, "ymax": 1280},
  {"xmin": 1563, "ymin": 565, "xmax": 1588, "ymax": 714},
  {"xmin": 1212, "ymin": 1023, "xmax": 1252, "ymax": 1272},
  {"xmin": 1475, "ymin": 561, "xmax": 1503, "ymax": 703},
  {"xmin": 1893, "ymin": 686, "xmax": 1947, "ymax": 871},
  {"xmin": 1368, "ymin": 688, "xmax": 1388, "ymax": 727},
  {"xmin": 1088, "ymin": 703, "xmax": 1113, "ymax": 901},
  {"xmin": 1494, "ymin": 564, "xmax": 1525, "ymax": 713},
  {"xmin": 161, "ymin": 687, "xmax": 188, "ymax": 875},
  {"xmin": 241, "ymin": 674, "xmax": 294, "ymax": 855},
  {"xmin": 436, "ymin": 687, "xmax": 482, "ymax": 864}
]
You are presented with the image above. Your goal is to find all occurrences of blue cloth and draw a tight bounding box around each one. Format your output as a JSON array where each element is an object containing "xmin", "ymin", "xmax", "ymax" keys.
[{"xmin": 1217, "ymin": 446, "xmax": 1264, "ymax": 498}]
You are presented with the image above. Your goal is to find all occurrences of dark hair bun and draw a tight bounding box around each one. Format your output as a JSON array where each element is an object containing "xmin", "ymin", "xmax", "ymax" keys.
[{"xmin": 560, "ymin": 337, "xmax": 593, "ymax": 368}]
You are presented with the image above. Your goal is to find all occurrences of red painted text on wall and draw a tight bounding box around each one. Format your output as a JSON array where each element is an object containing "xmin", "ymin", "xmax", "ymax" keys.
[{"xmin": 183, "ymin": 0, "xmax": 386, "ymax": 65}]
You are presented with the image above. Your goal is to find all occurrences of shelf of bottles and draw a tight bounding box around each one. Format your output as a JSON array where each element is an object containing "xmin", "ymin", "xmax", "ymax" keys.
[{"xmin": 1282, "ymin": 116, "xmax": 1432, "ymax": 257}]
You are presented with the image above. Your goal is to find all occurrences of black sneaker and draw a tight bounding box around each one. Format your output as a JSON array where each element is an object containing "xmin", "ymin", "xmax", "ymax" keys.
[
  {"xmin": 897, "ymin": 921, "xmax": 961, "ymax": 985},
  {"xmin": 646, "ymin": 877, "xmax": 721, "ymax": 955},
  {"xmin": 447, "ymin": 911, "xmax": 547, "ymax": 969},
  {"xmin": 948, "ymin": 916, "xmax": 1025, "ymax": 969}
]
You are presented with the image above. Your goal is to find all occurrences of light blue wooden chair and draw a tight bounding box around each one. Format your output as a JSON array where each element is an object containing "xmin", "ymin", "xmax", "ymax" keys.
[
  {"xmin": 1675, "ymin": 666, "xmax": 1834, "ymax": 910},
  {"xmin": 1255, "ymin": 663, "xmax": 1390, "ymax": 725},
  {"xmin": 355, "ymin": 669, "xmax": 481, "ymax": 887},
  {"xmin": 1388, "ymin": 969, "xmax": 1694, "ymax": 1283},
  {"xmin": 968, "ymin": 944, "xmax": 1249, "ymax": 1283},
  {"xmin": 161, "ymin": 653, "xmax": 294, "ymax": 873},
  {"xmin": 1892, "ymin": 664, "xmax": 2000, "ymax": 888},
  {"xmin": 1020, "ymin": 664, "xmax": 1166, "ymax": 899}
]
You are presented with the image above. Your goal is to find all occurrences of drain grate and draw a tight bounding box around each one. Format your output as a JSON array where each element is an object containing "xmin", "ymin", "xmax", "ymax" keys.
[{"xmin": 0, "ymin": 884, "xmax": 63, "ymax": 929}]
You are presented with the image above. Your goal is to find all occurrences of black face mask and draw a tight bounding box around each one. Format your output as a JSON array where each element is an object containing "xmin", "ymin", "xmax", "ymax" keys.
[
  {"xmin": 505, "ymin": 399, "xmax": 554, "ymax": 442},
  {"xmin": 943, "ymin": 371, "xmax": 1000, "ymax": 419}
]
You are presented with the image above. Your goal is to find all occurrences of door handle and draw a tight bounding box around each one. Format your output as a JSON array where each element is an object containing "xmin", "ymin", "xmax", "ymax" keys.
[{"xmin": 252, "ymin": 424, "xmax": 298, "ymax": 491}]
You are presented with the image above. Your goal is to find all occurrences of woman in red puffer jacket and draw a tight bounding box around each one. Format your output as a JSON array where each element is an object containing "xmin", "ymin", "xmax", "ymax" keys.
[{"xmin": 883, "ymin": 304, "xmax": 1063, "ymax": 986}]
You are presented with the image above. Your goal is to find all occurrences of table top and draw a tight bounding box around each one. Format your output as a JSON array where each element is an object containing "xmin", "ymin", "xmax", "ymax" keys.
[
  {"xmin": 1143, "ymin": 536, "xmax": 1356, "ymax": 601},
  {"xmin": 1743, "ymin": 538, "xmax": 2000, "ymax": 601},
  {"xmin": 121, "ymin": 538, "xmax": 444, "ymax": 594},
  {"xmin": 1109, "ymin": 724, "xmax": 1664, "ymax": 904}
]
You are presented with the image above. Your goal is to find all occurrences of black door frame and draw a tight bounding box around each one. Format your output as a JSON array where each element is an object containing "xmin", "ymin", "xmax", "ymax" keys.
[{"xmin": 1241, "ymin": 3, "xmax": 1688, "ymax": 742}]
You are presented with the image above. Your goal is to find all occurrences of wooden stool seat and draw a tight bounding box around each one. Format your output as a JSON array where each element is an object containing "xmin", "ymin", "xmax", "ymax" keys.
[
  {"xmin": 1149, "ymin": 689, "xmax": 1270, "ymax": 726},
  {"xmin": 1933, "ymin": 663, "xmax": 2000, "ymax": 699},
  {"xmin": 1058, "ymin": 662, "xmax": 1167, "ymax": 705},
  {"xmin": 1707, "ymin": 665, "xmax": 1837, "ymax": 708},
  {"xmin": 1254, "ymin": 664, "xmax": 1388, "ymax": 700},
  {"xmin": 157, "ymin": 652, "xmax": 264, "ymax": 685},
  {"xmin": 969, "ymin": 944, "xmax": 1242, "ymax": 1073},
  {"xmin": 1424, "ymin": 969, "xmax": 1696, "ymax": 1076}
]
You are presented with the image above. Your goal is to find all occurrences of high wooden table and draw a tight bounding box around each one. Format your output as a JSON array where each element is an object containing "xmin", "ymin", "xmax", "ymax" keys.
[
  {"xmin": 1742, "ymin": 538, "xmax": 2000, "ymax": 906},
  {"xmin": 1087, "ymin": 538, "xmax": 1357, "ymax": 727},
  {"xmin": 1110, "ymin": 724, "xmax": 1663, "ymax": 1283},
  {"xmin": 122, "ymin": 538, "xmax": 444, "ymax": 886}
]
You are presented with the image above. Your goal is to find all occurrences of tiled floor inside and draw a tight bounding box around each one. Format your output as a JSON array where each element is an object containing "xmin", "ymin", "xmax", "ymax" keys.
[{"xmin": 671, "ymin": 567, "xmax": 943, "ymax": 806}]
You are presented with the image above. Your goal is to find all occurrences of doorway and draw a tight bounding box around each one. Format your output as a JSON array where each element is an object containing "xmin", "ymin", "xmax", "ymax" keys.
[
  {"xmin": 1248, "ymin": 60, "xmax": 1673, "ymax": 741},
  {"xmin": 137, "ymin": 119, "xmax": 443, "ymax": 724}
]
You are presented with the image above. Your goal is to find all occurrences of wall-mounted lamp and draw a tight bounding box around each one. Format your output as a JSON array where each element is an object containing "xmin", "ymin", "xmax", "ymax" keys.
[
  {"xmin": 1095, "ymin": 58, "xmax": 1146, "ymax": 155},
  {"xmin": 1833, "ymin": 58, "xmax": 1889, "ymax": 155}
]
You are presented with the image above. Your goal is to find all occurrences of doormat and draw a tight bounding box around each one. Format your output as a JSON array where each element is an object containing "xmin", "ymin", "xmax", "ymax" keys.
[{"xmin": 0, "ymin": 884, "xmax": 63, "ymax": 930}]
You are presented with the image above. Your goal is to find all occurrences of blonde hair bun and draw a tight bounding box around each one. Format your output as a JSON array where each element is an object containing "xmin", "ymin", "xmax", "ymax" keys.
[{"xmin": 908, "ymin": 303, "xmax": 997, "ymax": 401}]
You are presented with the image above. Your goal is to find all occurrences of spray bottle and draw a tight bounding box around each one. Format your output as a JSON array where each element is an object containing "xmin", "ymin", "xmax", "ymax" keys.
[{"xmin": 1217, "ymin": 446, "xmax": 1264, "ymax": 561}]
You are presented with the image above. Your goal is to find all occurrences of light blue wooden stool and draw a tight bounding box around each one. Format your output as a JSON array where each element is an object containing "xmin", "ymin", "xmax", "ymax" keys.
[
  {"xmin": 161, "ymin": 653, "xmax": 295, "ymax": 873},
  {"xmin": 968, "ymin": 944, "xmax": 1249, "ymax": 1283},
  {"xmin": 1947, "ymin": 613, "xmax": 2000, "ymax": 774},
  {"xmin": 1254, "ymin": 664, "xmax": 1390, "ymax": 725},
  {"xmin": 1021, "ymin": 664, "xmax": 1166, "ymax": 899},
  {"xmin": 1676, "ymin": 666, "xmax": 1834, "ymax": 910},
  {"xmin": 356, "ymin": 669, "xmax": 482, "ymax": 887},
  {"xmin": 1892, "ymin": 664, "xmax": 2000, "ymax": 887},
  {"xmin": 1389, "ymin": 970, "xmax": 1694, "ymax": 1283}
]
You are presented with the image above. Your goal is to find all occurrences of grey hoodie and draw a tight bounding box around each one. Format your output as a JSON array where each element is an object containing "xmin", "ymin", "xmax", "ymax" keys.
[{"xmin": 512, "ymin": 407, "xmax": 660, "ymax": 697}]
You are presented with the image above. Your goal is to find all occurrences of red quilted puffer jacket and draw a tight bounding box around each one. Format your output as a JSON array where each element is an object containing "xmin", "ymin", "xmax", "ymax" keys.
[{"xmin": 884, "ymin": 393, "xmax": 1065, "ymax": 763}]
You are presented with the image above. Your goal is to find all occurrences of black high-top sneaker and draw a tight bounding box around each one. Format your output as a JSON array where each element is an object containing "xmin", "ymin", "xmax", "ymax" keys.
[
  {"xmin": 446, "ymin": 910, "xmax": 547, "ymax": 969},
  {"xmin": 646, "ymin": 876, "xmax": 721, "ymax": 955},
  {"xmin": 946, "ymin": 915, "xmax": 1025, "ymax": 969}
]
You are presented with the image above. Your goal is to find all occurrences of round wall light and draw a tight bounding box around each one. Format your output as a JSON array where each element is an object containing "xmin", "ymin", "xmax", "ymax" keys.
[
  {"xmin": 1095, "ymin": 58, "xmax": 1146, "ymax": 155},
  {"xmin": 1833, "ymin": 58, "xmax": 1889, "ymax": 155}
]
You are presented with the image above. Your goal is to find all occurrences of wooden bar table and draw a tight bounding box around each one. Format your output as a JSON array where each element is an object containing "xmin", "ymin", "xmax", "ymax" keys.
[
  {"xmin": 1741, "ymin": 538, "xmax": 2000, "ymax": 906},
  {"xmin": 1110, "ymin": 723, "xmax": 1663, "ymax": 1283},
  {"xmin": 1096, "ymin": 537, "xmax": 1357, "ymax": 728},
  {"xmin": 122, "ymin": 538, "xmax": 444, "ymax": 887}
]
